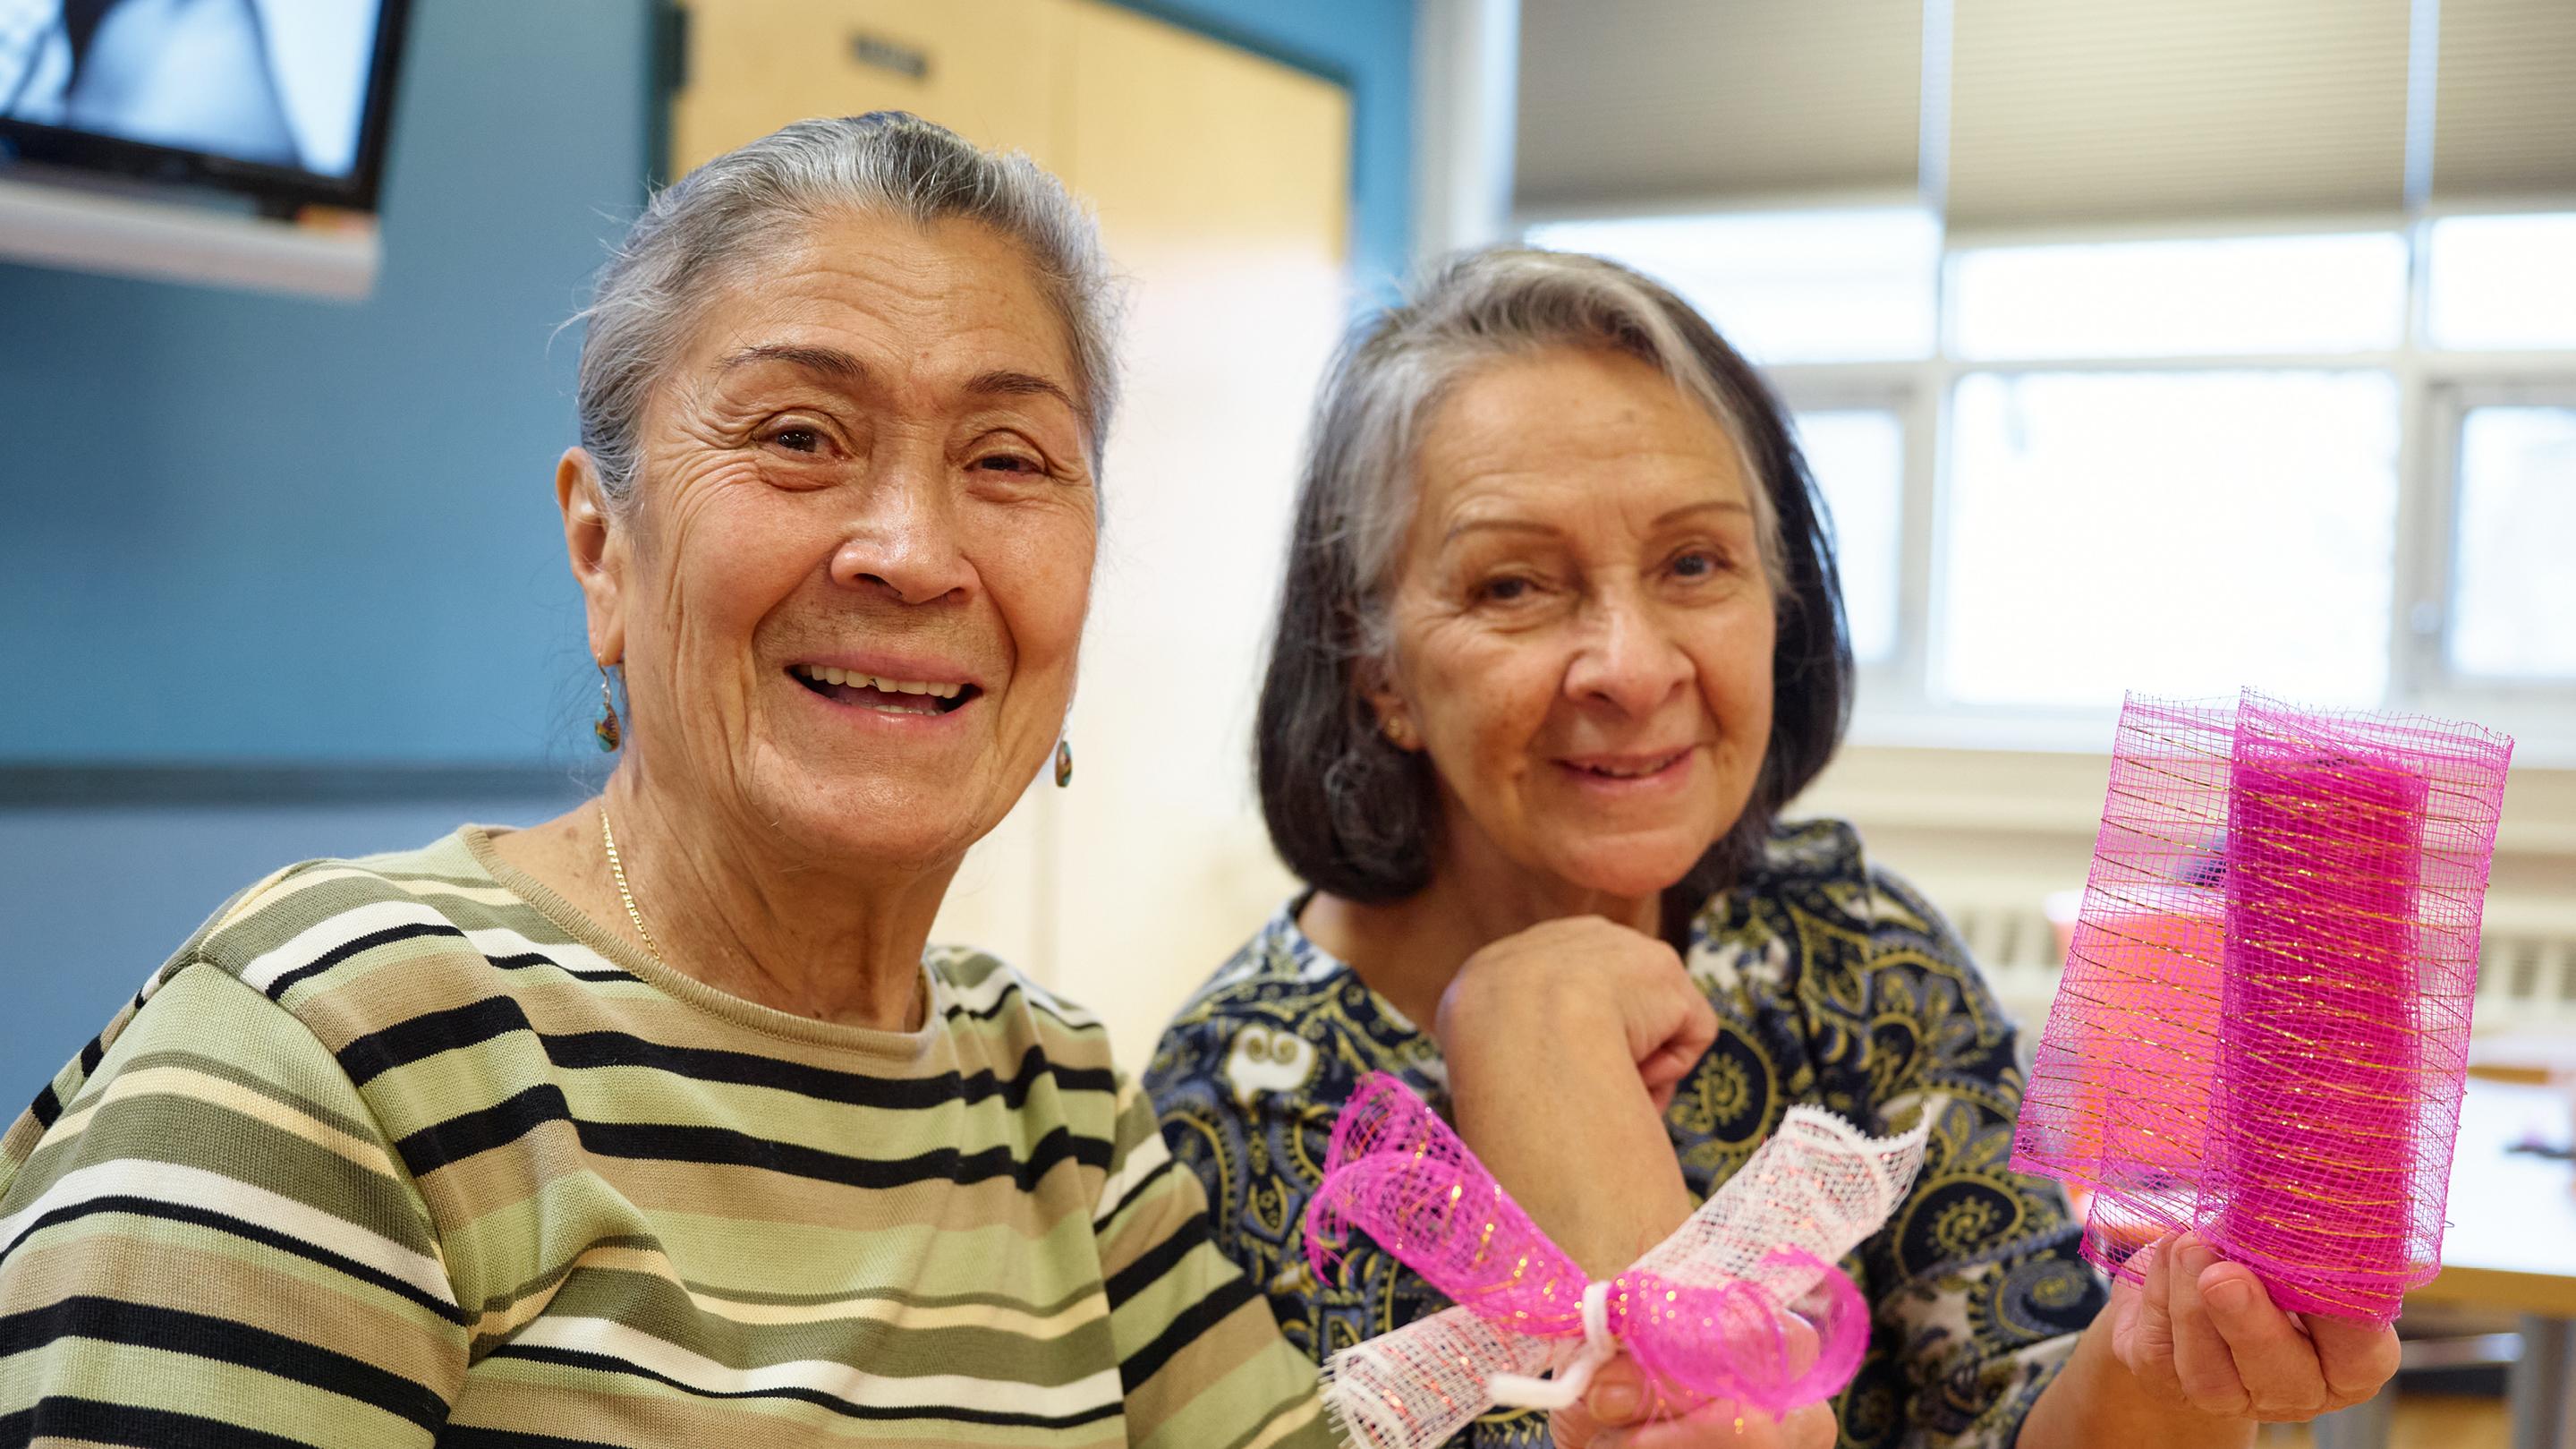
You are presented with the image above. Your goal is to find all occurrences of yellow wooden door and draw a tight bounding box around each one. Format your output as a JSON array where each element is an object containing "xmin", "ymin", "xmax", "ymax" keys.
[
  {"xmin": 1046, "ymin": 2, "xmax": 1350, "ymax": 1070},
  {"xmin": 667, "ymin": 0, "xmax": 1068, "ymax": 174}
]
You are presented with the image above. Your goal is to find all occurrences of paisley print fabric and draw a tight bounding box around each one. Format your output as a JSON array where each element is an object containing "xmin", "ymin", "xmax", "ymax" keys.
[{"xmin": 1144, "ymin": 819, "xmax": 2106, "ymax": 1449}]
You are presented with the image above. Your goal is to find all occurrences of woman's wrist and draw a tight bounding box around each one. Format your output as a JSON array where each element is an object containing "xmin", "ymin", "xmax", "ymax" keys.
[
  {"xmin": 1433, "ymin": 951, "xmax": 1616, "ymax": 1057},
  {"xmin": 1439, "ymin": 990, "xmax": 1692, "ymax": 1276},
  {"xmin": 1435, "ymin": 959, "xmax": 1660, "ymax": 1144},
  {"xmin": 2020, "ymin": 1309, "xmax": 2255, "ymax": 1449}
]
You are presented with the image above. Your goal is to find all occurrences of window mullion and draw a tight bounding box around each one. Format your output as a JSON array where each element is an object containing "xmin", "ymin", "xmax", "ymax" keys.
[
  {"xmin": 1901, "ymin": 352, "xmax": 1950, "ymax": 712},
  {"xmin": 2390, "ymin": 359, "xmax": 2447, "ymax": 709}
]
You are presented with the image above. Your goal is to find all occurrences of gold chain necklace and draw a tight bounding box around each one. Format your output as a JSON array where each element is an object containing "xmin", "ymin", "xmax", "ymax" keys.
[
  {"xmin": 597, "ymin": 805, "xmax": 925, "ymax": 1030},
  {"xmin": 599, "ymin": 805, "xmax": 665, "ymax": 966}
]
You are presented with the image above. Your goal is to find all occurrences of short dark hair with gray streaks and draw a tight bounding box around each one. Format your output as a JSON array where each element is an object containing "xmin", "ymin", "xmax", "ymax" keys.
[
  {"xmin": 1255, "ymin": 247, "xmax": 1853, "ymax": 923},
  {"xmin": 572, "ymin": 112, "xmax": 1121, "ymax": 512}
]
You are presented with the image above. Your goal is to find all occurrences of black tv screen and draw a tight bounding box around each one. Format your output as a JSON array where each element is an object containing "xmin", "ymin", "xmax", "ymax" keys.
[{"xmin": 0, "ymin": 0, "xmax": 410, "ymax": 212}]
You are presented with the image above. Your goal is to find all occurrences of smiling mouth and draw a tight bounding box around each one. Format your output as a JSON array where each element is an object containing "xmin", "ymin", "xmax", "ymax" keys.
[
  {"xmin": 791, "ymin": 664, "xmax": 979, "ymax": 716},
  {"xmin": 1565, "ymin": 748, "xmax": 1692, "ymax": 780}
]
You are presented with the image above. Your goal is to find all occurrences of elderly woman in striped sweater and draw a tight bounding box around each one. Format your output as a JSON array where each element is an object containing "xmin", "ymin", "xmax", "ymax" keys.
[{"xmin": 0, "ymin": 114, "xmax": 1350, "ymax": 1449}]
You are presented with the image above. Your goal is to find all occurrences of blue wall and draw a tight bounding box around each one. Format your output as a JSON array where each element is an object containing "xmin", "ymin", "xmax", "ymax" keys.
[
  {"xmin": 0, "ymin": 0, "xmax": 659, "ymax": 765},
  {"xmin": 0, "ymin": 0, "xmax": 655, "ymax": 1097}
]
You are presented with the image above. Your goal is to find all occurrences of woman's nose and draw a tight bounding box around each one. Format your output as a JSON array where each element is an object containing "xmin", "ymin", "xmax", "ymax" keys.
[
  {"xmin": 1565, "ymin": 596, "xmax": 1692, "ymax": 717},
  {"xmin": 828, "ymin": 458, "xmax": 974, "ymax": 605}
]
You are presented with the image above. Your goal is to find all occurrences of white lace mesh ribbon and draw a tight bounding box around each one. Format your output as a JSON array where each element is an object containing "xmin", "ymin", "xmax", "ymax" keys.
[{"xmin": 1315, "ymin": 1098, "xmax": 1942, "ymax": 1449}]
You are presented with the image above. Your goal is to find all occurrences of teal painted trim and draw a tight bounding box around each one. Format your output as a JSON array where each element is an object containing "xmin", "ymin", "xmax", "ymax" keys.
[
  {"xmin": 646, "ymin": 0, "xmax": 687, "ymax": 187},
  {"xmin": 1104, "ymin": 0, "xmax": 1356, "ymax": 89}
]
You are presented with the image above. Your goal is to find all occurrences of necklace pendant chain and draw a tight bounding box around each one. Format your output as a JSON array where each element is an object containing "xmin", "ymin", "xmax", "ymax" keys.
[
  {"xmin": 597, "ymin": 804, "xmax": 929, "ymax": 1031},
  {"xmin": 599, "ymin": 805, "xmax": 665, "ymax": 966}
]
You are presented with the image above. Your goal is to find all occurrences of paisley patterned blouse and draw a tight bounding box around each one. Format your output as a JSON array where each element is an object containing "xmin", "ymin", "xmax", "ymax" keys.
[{"xmin": 1144, "ymin": 819, "xmax": 2107, "ymax": 1449}]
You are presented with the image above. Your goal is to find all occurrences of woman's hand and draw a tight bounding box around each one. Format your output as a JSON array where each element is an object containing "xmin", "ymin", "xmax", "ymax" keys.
[
  {"xmin": 1433, "ymin": 916, "xmax": 1719, "ymax": 1275},
  {"xmin": 1435, "ymin": 916, "xmax": 1719, "ymax": 1112},
  {"xmin": 2108, "ymin": 1233, "xmax": 2400, "ymax": 1422},
  {"xmin": 1550, "ymin": 1358, "xmax": 1836, "ymax": 1449}
]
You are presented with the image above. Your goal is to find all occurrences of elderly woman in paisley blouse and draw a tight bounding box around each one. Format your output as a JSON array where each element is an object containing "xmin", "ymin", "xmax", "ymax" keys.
[{"xmin": 1145, "ymin": 249, "xmax": 2401, "ymax": 1448}]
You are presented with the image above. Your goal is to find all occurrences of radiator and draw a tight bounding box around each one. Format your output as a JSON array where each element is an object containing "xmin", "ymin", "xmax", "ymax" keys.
[{"xmin": 1933, "ymin": 893, "xmax": 2576, "ymax": 1039}]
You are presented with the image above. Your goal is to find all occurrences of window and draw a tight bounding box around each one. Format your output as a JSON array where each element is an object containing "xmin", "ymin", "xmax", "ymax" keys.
[
  {"xmin": 1941, "ymin": 230, "xmax": 2412, "ymax": 708},
  {"xmin": 1793, "ymin": 409, "xmax": 1905, "ymax": 665},
  {"xmin": 1949, "ymin": 234, "xmax": 2410, "ymax": 359},
  {"xmin": 2427, "ymin": 215, "xmax": 2576, "ymax": 353},
  {"xmin": 2450, "ymin": 405, "xmax": 2576, "ymax": 680},
  {"xmin": 1531, "ymin": 209, "xmax": 2576, "ymax": 739},
  {"xmin": 1942, "ymin": 372, "xmax": 2398, "ymax": 707},
  {"xmin": 1525, "ymin": 208, "xmax": 1939, "ymax": 365}
]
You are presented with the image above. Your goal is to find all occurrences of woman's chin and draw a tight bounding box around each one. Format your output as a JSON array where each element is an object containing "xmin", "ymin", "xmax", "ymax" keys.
[
  {"xmin": 754, "ymin": 775, "xmax": 995, "ymax": 878},
  {"xmin": 1543, "ymin": 839, "xmax": 1712, "ymax": 904}
]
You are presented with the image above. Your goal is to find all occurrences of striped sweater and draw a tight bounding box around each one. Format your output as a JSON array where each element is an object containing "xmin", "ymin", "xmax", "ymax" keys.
[{"xmin": 0, "ymin": 827, "xmax": 1331, "ymax": 1448}]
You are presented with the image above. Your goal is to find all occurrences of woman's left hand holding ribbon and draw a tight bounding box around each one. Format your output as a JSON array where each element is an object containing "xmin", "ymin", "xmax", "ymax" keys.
[
  {"xmin": 1436, "ymin": 916, "xmax": 1718, "ymax": 1276},
  {"xmin": 1424, "ymin": 917, "xmax": 1849, "ymax": 1449}
]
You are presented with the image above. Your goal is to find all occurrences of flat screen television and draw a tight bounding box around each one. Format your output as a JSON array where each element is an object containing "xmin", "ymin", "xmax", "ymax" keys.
[{"xmin": 0, "ymin": 0, "xmax": 411, "ymax": 215}]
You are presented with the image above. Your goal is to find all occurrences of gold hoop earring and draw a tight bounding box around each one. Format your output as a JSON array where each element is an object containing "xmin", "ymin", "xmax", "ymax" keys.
[
  {"xmin": 1054, "ymin": 737, "xmax": 1074, "ymax": 788},
  {"xmin": 594, "ymin": 663, "xmax": 622, "ymax": 753}
]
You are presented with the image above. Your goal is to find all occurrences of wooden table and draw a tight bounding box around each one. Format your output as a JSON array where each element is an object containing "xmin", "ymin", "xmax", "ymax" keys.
[{"xmin": 2317, "ymin": 1078, "xmax": 2576, "ymax": 1449}]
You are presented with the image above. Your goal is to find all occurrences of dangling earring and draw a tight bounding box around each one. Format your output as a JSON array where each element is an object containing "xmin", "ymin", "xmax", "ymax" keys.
[
  {"xmin": 594, "ymin": 662, "xmax": 623, "ymax": 752},
  {"xmin": 1054, "ymin": 737, "xmax": 1074, "ymax": 788}
]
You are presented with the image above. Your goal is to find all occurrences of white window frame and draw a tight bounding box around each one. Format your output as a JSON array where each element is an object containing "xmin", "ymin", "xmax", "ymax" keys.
[
  {"xmin": 2412, "ymin": 376, "xmax": 2576, "ymax": 706},
  {"xmin": 1646, "ymin": 209, "xmax": 2576, "ymax": 761},
  {"xmin": 2396, "ymin": 208, "xmax": 2576, "ymax": 752},
  {"xmin": 1777, "ymin": 376, "xmax": 1922, "ymax": 698}
]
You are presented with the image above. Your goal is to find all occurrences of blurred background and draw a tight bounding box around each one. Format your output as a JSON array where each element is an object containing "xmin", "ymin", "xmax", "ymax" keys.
[{"xmin": 0, "ymin": 4, "xmax": 2571, "ymax": 1440}]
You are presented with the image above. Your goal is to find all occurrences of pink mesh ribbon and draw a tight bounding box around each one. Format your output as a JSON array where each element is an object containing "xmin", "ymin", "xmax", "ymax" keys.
[
  {"xmin": 1303, "ymin": 1074, "xmax": 1934, "ymax": 1448},
  {"xmin": 2013, "ymin": 690, "xmax": 2514, "ymax": 1325}
]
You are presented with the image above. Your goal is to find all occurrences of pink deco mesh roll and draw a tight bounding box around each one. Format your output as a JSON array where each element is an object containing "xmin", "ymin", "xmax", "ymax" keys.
[{"xmin": 2012, "ymin": 691, "xmax": 2513, "ymax": 1324}]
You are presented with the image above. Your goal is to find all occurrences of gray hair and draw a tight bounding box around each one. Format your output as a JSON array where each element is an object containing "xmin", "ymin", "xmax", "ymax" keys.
[
  {"xmin": 1256, "ymin": 247, "xmax": 1852, "ymax": 911},
  {"xmin": 574, "ymin": 113, "xmax": 1120, "ymax": 510}
]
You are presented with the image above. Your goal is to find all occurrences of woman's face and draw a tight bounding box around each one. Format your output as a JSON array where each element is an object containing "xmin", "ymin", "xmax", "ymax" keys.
[
  {"xmin": 1371, "ymin": 345, "xmax": 1776, "ymax": 901},
  {"xmin": 577, "ymin": 213, "xmax": 1097, "ymax": 877}
]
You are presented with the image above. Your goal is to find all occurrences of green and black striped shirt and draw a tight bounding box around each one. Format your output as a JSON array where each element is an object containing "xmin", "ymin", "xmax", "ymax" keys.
[{"xmin": 0, "ymin": 827, "xmax": 1331, "ymax": 1448}]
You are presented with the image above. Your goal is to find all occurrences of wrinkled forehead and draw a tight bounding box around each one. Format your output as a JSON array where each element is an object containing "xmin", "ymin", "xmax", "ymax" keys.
[
  {"xmin": 1411, "ymin": 348, "xmax": 1762, "ymax": 528},
  {"xmin": 674, "ymin": 214, "xmax": 1083, "ymax": 396}
]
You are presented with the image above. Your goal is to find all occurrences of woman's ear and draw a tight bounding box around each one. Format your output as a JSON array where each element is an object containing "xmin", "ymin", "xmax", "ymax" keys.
[
  {"xmin": 1359, "ymin": 654, "xmax": 1420, "ymax": 753},
  {"xmin": 557, "ymin": 447, "xmax": 625, "ymax": 667}
]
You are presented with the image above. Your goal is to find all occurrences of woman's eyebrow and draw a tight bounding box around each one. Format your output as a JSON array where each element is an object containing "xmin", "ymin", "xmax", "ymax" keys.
[
  {"xmin": 965, "ymin": 369, "xmax": 1078, "ymax": 414},
  {"xmin": 718, "ymin": 344, "xmax": 866, "ymax": 382},
  {"xmin": 1654, "ymin": 499, "xmax": 1754, "ymax": 526},
  {"xmin": 1441, "ymin": 517, "xmax": 1556, "ymax": 545},
  {"xmin": 1442, "ymin": 499, "xmax": 1753, "ymax": 545},
  {"xmin": 715, "ymin": 350, "xmax": 1073, "ymax": 415}
]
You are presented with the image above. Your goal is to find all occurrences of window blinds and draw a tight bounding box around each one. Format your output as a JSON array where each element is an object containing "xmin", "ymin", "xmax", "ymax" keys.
[
  {"xmin": 1512, "ymin": 0, "xmax": 2575, "ymax": 226},
  {"xmin": 1945, "ymin": 0, "xmax": 2415, "ymax": 233},
  {"xmin": 1513, "ymin": 0, "xmax": 1923, "ymax": 214},
  {"xmin": 2432, "ymin": 0, "xmax": 2576, "ymax": 203}
]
